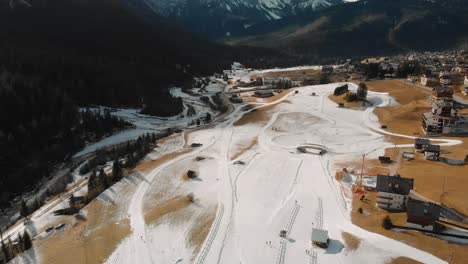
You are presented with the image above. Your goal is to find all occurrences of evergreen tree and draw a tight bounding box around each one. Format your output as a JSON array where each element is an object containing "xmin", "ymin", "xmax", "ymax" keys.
[
  {"xmin": 22, "ymin": 231, "xmax": 32, "ymax": 251},
  {"xmin": 357, "ymin": 82, "xmax": 368, "ymax": 100},
  {"xmin": 88, "ymin": 170, "xmax": 97, "ymax": 192},
  {"xmin": 126, "ymin": 153, "xmax": 135, "ymax": 168},
  {"xmin": 69, "ymin": 194, "xmax": 76, "ymax": 208},
  {"xmin": 111, "ymin": 159, "xmax": 122, "ymax": 182},
  {"xmin": 1, "ymin": 234, "xmax": 11, "ymax": 263},
  {"xmin": 7, "ymin": 239, "xmax": 13, "ymax": 258},
  {"xmin": 98, "ymin": 169, "xmax": 109, "ymax": 189},
  {"xmin": 205, "ymin": 113, "xmax": 212, "ymax": 123},
  {"xmin": 319, "ymin": 73, "xmax": 330, "ymax": 84},
  {"xmin": 33, "ymin": 199, "xmax": 41, "ymax": 212},
  {"xmin": 20, "ymin": 200, "xmax": 29, "ymax": 218},
  {"xmin": 17, "ymin": 233, "xmax": 24, "ymax": 252}
]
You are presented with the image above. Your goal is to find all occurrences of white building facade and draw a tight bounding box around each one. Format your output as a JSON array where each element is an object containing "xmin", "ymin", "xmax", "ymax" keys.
[{"xmin": 376, "ymin": 192, "xmax": 408, "ymax": 211}]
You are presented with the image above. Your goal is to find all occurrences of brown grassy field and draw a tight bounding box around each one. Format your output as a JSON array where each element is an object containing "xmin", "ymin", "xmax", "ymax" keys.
[
  {"xmin": 352, "ymin": 194, "xmax": 468, "ymax": 263},
  {"xmin": 350, "ymin": 79, "xmax": 468, "ymax": 263},
  {"xmin": 187, "ymin": 206, "xmax": 217, "ymax": 260},
  {"xmin": 366, "ymin": 80, "xmax": 432, "ymax": 137},
  {"xmin": 388, "ymin": 257, "xmax": 423, "ymax": 264},
  {"xmin": 241, "ymin": 89, "xmax": 291, "ymax": 104},
  {"xmin": 341, "ymin": 232, "xmax": 361, "ymax": 252},
  {"xmin": 37, "ymin": 200, "xmax": 131, "ymax": 264},
  {"xmin": 144, "ymin": 195, "xmax": 193, "ymax": 225},
  {"xmin": 234, "ymin": 90, "xmax": 291, "ymax": 127},
  {"xmin": 233, "ymin": 103, "xmax": 280, "ymax": 127},
  {"xmin": 230, "ymin": 138, "xmax": 258, "ymax": 161},
  {"xmin": 135, "ymin": 148, "xmax": 193, "ymax": 173},
  {"xmin": 252, "ymin": 69, "xmax": 320, "ymax": 79},
  {"xmin": 363, "ymin": 80, "xmax": 468, "ymax": 214}
]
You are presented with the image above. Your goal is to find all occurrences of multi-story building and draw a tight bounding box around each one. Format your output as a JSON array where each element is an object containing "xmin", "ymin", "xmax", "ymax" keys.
[
  {"xmin": 439, "ymin": 71, "xmax": 452, "ymax": 86},
  {"xmin": 376, "ymin": 174, "xmax": 414, "ymax": 211},
  {"xmin": 420, "ymin": 75, "xmax": 429, "ymax": 86},
  {"xmin": 407, "ymin": 75, "xmax": 418, "ymax": 83},
  {"xmin": 422, "ymin": 87, "xmax": 468, "ymax": 135}
]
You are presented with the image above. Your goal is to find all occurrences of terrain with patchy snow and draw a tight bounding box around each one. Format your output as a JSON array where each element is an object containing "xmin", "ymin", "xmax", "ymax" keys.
[
  {"xmin": 8, "ymin": 67, "xmax": 462, "ymax": 264},
  {"xmin": 104, "ymin": 81, "xmax": 450, "ymax": 264}
]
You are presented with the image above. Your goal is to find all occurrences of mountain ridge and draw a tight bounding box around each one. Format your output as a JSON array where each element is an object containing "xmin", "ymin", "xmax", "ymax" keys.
[
  {"xmin": 226, "ymin": 0, "xmax": 468, "ymax": 60},
  {"xmin": 141, "ymin": 0, "xmax": 348, "ymax": 37}
]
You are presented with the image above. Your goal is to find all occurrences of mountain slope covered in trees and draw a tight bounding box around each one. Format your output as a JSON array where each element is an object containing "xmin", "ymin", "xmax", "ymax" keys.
[
  {"xmin": 142, "ymin": 0, "xmax": 346, "ymax": 37},
  {"xmin": 228, "ymin": 0, "xmax": 468, "ymax": 61},
  {"xmin": 0, "ymin": 0, "xmax": 295, "ymax": 210}
]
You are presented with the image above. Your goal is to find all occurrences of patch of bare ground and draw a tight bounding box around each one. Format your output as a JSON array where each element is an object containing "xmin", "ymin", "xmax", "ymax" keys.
[
  {"xmin": 134, "ymin": 148, "xmax": 193, "ymax": 173},
  {"xmin": 37, "ymin": 200, "xmax": 130, "ymax": 264},
  {"xmin": 242, "ymin": 89, "xmax": 291, "ymax": 104},
  {"xmin": 366, "ymin": 81, "xmax": 431, "ymax": 138},
  {"xmin": 230, "ymin": 137, "xmax": 258, "ymax": 161},
  {"xmin": 37, "ymin": 215, "xmax": 74, "ymax": 235},
  {"xmin": 352, "ymin": 194, "xmax": 468, "ymax": 263},
  {"xmin": 233, "ymin": 103, "xmax": 278, "ymax": 127},
  {"xmin": 367, "ymin": 147, "xmax": 468, "ymax": 215},
  {"xmin": 187, "ymin": 206, "xmax": 217, "ymax": 259},
  {"xmin": 144, "ymin": 195, "xmax": 192, "ymax": 225},
  {"xmin": 341, "ymin": 232, "xmax": 361, "ymax": 252},
  {"xmin": 253, "ymin": 69, "xmax": 320, "ymax": 79},
  {"xmin": 363, "ymin": 80, "xmax": 468, "ymax": 214},
  {"xmin": 349, "ymin": 79, "xmax": 468, "ymax": 263},
  {"xmin": 383, "ymin": 135, "xmax": 415, "ymax": 146},
  {"xmin": 158, "ymin": 132, "xmax": 182, "ymax": 145},
  {"xmin": 453, "ymin": 84, "xmax": 468, "ymax": 99},
  {"xmin": 386, "ymin": 257, "xmax": 422, "ymax": 264},
  {"xmin": 365, "ymin": 80, "xmax": 431, "ymax": 105}
]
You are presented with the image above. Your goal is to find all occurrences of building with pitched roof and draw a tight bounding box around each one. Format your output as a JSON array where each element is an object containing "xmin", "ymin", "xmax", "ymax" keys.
[{"xmin": 376, "ymin": 174, "xmax": 414, "ymax": 211}]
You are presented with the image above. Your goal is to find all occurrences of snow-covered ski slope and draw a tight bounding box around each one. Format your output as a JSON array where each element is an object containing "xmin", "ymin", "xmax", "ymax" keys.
[{"xmin": 105, "ymin": 82, "xmax": 452, "ymax": 264}]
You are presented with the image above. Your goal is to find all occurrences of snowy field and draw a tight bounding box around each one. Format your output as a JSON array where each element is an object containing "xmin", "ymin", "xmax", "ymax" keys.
[{"xmin": 104, "ymin": 82, "xmax": 449, "ymax": 264}]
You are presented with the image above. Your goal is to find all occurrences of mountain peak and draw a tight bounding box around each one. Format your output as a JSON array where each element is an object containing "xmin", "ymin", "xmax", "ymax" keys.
[{"xmin": 142, "ymin": 0, "xmax": 348, "ymax": 37}]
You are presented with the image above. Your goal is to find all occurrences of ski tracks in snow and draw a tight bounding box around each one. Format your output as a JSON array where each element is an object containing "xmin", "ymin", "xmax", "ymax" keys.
[{"xmin": 195, "ymin": 204, "xmax": 225, "ymax": 264}]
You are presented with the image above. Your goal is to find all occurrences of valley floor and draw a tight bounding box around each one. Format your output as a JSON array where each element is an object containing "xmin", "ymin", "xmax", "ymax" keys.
[
  {"xmin": 7, "ymin": 70, "xmax": 466, "ymax": 264},
  {"xmin": 104, "ymin": 82, "xmax": 450, "ymax": 264}
]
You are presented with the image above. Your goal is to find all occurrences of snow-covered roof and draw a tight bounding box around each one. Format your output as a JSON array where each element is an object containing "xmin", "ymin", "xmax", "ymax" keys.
[{"xmin": 311, "ymin": 228, "xmax": 328, "ymax": 243}]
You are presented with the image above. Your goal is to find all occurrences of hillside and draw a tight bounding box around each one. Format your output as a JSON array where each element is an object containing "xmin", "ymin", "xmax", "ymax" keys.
[
  {"xmin": 0, "ymin": 0, "xmax": 297, "ymax": 106},
  {"xmin": 0, "ymin": 0, "xmax": 294, "ymax": 213},
  {"xmin": 228, "ymin": 0, "xmax": 468, "ymax": 60},
  {"xmin": 141, "ymin": 0, "xmax": 347, "ymax": 38}
]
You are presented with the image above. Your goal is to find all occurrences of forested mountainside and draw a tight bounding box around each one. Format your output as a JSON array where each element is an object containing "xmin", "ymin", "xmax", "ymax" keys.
[
  {"xmin": 142, "ymin": 0, "xmax": 346, "ymax": 38},
  {"xmin": 228, "ymin": 0, "xmax": 468, "ymax": 60},
  {"xmin": 0, "ymin": 0, "xmax": 295, "ymax": 209}
]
